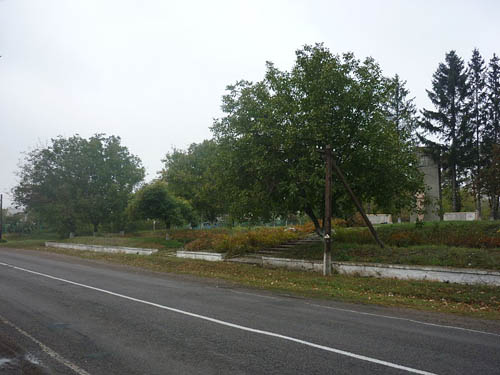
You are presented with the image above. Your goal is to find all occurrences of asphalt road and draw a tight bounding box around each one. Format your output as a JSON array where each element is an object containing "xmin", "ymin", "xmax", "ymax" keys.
[{"xmin": 0, "ymin": 249, "xmax": 499, "ymax": 375}]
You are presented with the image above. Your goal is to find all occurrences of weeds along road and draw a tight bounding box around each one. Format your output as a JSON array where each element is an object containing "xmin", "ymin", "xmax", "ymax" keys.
[{"xmin": 0, "ymin": 249, "xmax": 499, "ymax": 375}]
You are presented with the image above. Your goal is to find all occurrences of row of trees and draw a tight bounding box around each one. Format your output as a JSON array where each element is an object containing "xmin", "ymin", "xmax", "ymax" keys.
[
  {"xmin": 164, "ymin": 46, "xmax": 500, "ymax": 227},
  {"xmin": 164, "ymin": 45, "xmax": 424, "ymax": 234},
  {"xmin": 421, "ymin": 49, "xmax": 500, "ymax": 219},
  {"xmin": 13, "ymin": 44, "xmax": 500, "ymax": 236},
  {"xmin": 13, "ymin": 134, "xmax": 200, "ymax": 236}
]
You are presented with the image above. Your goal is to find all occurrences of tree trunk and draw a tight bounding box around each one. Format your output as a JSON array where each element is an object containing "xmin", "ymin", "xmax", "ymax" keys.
[
  {"xmin": 451, "ymin": 164, "xmax": 459, "ymax": 212},
  {"xmin": 304, "ymin": 205, "xmax": 322, "ymax": 235},
  {"xmin": 492, "ymin": 195, "xmax": 500, "ymax": 220},
  {"xmin": 476, "ymin": 125, "xmax": 482, "ymax": 219},
  {"xmin": 165, "ymin": 220, "xmax": 171, "ymax": 240},
  {"xmin": 93, "ymin": 223, "xmax": 98, "ymax": 236},
  {"xmin": 476, "ymin": 187, "xmax": 482, "ymax": 219},
  {"xmin": 438, "ymin": 157, "xmax": 443, "ymax": 220}
]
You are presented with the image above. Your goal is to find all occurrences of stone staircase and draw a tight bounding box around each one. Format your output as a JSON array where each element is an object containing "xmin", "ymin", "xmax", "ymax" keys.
[{"xmin": 227, "ymin": 233, "xmax": 322, "ymax": 264}]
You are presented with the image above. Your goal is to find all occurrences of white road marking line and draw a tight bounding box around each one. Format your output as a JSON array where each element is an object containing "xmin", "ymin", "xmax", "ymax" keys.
[
  {"xmin": 0, "ymin": 314, "xmax": 90, "ymax": 375},
  {"xmin": 230, "ymin": 287, "xmax": 500, "ymax": 338},
  {"xmin": 230, "ymin": 289, "xmax": 283, "ymax": 300},
  {"xmin": 0, "ymin": 261, "xmax": 437, "ymax": 375},
  {"xmin": 304, "ymin": 302, "xmax": 500, "ymax": 338}
]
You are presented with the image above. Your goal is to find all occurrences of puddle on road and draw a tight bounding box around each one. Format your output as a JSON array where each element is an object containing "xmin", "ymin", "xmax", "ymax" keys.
[
  {"xmin": 25, "ymin": 353, "xmax": 42, "ymax": 365},
  {"xmin": 0, "ymin": 358, "xmax": 12, "ymax": 366}
]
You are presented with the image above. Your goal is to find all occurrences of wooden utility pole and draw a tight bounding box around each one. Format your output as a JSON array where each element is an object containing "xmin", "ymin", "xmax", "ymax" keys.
[
  {"xmin": 323, "ymin": 145, "xmax": 332, "ymax": 276},
  {"xmin": 331, "ymin": 158, "xmax": 385, "ymax": 249}
]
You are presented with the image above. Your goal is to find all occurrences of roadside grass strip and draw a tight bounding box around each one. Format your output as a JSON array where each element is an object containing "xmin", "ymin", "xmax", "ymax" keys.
[{"xmin": 0, "ymin": 261, "xmax": 439, "ymax": 374}]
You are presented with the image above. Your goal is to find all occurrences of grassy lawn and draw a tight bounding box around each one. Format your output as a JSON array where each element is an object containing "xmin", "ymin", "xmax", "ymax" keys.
[
  {"xmin": 63, "ymin": 235, "xmax": 183, "ymax": 250},
  {"xmin": 335, "ymin": 221, "xmax": 500, "ymax": 248},
  {"xmin": 275, "ymin": 242, "xmax": 500, "ymax": 270},
  {"xmin": 0, "ymin": 232, "xmax": 183, "ymax": 251},
  {"xmin": 0, "ymin": 245, "xmax": 498, "ymax": 320}
]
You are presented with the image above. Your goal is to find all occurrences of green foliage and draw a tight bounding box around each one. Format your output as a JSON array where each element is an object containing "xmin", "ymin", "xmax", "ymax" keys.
[
  {"xmin": 466, "ymin": 49, "xmax": 487, "ymax": 214},
  {"xmin": 13, "ymin": 134, "xmax": 145, "ymax": 235},
  {"xmin": 385, "ymin": 74, "xmax": 419, "ymax": 140},
  {"xmin": 421, "ymin": 50, "xmax": 470, "ymax": 212},
  {"xmin": 481, "ymin": 145, "xmax": 500, "ymax": 219},
  {"xmin": 128, "ymin": 181, "xmax": 194, "ymax": 230},
  {"xmin": 162, "ymin": 140, "xmax": 224, "ymax": 223},
  {"xmin": 212, "ymin": 44, "xmax": 423, "ymax": 230},
  {"xmin": 484, "ymin": 54, "xmax": 500, "ymax": 218}
]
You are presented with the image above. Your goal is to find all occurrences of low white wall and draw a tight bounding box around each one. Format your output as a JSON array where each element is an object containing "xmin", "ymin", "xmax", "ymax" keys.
[
  {"xmin": 45, "ymin": 242, "xmax": 158, "ymax": 255},
  {"xmin": 366, "ymin": 214, "xmax": 392, "ymax": 225},
  {"xmin": 176, "ymin": 250, "xmax": 224, "ymax": 261},
  {"xmin": 262, "ymin": 257, "xmax": 323, "ymax": 272},
  {"xmin": 261, "ymin": 257, "xmax": 500, "ymax": 286},
  {"xmin": 443, "ymin": 212, "xmax": 477, "ymax": 221}
]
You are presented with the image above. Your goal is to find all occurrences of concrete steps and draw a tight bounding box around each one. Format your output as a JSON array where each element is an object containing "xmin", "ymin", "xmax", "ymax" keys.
[{"xmin": 256, "ymin": 233, "xmax": 322, "ymax": 256}]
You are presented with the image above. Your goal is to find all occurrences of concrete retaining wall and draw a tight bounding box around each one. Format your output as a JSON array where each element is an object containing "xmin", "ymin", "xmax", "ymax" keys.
[
  {"xmin": 366, "ymin": 214, "xmax": 392, "ymax": 225},
  {"xmin": 45, "ymin": 242, "xmax": 158, "ymax": 255},
  {"xmin": 444, "ymin": 212, "xmax": 478, "ymax": 221},
  {"xmin": 261, "ymin": 257, "xmax": 500, "ymax": 286},
  {"xmin": 262, "ymin": 257, "xmax": 323, "ymax": 272},
  {"xmin": 176, "ymin": 250, "xmax": 224, "ymax": 261}
]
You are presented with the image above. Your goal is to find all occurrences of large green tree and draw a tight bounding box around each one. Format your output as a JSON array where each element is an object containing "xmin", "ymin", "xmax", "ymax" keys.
[
  {"xmin": 466, "ymin": 48, "xmax": 487, "ymax": 216},
  {"xmin": 386, "ymin": 74, "xmax": 419, "ymax": 140},
  {"xmin": 212, "ymin": 44, "xmax": 423, "ymax": 233},
  {"xmin": 13, "ymin": 134, "xmax": 144, "ymax": 235},
  {"xmin": 422, "ymin": 50, "xmax": 470, "ymax": 212},
  {"xmin": 484, "ymin": 54, "xmax": 500, "ymax": 218},
  {"xmin": 161, "ymin": 140, "xmax": 224, "ymax": 224},
  {"xmin": 127, "ymin": 181, "xmax": 194, "ymax": 238}
]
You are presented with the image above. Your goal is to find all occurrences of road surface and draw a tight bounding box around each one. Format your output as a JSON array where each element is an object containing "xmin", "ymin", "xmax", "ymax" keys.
[{"xmin": 0, "ymin": 248, "xmax": 499, "ymax": 374}]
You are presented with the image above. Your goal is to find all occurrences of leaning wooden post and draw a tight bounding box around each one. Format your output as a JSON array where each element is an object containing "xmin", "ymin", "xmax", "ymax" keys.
[
  {"xmin": 323, "ymin": 145, "xmax": 332, "ymax": 276},
  {"xmin": 331, "ymin": 156, "xmax": 385, "ymax": 249}
]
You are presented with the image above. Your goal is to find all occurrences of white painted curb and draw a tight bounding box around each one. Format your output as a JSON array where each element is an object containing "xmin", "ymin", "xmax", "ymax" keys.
[
  {"xmin": 262, "ymin": 257, "xmax": 500, "ymax": 286},
  {"xmin": 176, "ymin": 250, "xmax": 224, "ymax": 261},
  {"xmin": 45, "ymin": 242, "xmax": 158, "ymax": 255}
]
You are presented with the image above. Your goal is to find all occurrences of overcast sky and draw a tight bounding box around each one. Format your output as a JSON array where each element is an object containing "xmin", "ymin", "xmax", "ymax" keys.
[{"xmin": 1, "ymin": 0, "xmax": 499, "ymax": 207}]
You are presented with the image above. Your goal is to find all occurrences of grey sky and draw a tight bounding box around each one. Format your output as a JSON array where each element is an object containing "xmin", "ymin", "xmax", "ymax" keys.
[{"xmin": 1, "ymin": 0, "xmax": 499, "ymax": 207}]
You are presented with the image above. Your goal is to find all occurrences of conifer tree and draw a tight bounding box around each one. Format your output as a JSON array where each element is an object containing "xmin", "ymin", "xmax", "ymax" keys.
[
  {"xmin": 484, "ymin": 54, "xmax": 500, "ymax": 218},
  {"xmin": 467, "ymin": 48, "xmax": 487, "ymax": 217},
  {"xmin": 386, "ymin": 74, "xmax": 418, "ymax": 141},
  {"xmin": 421, "ymin": 50, "xmax": 470, "ymax": 212}
]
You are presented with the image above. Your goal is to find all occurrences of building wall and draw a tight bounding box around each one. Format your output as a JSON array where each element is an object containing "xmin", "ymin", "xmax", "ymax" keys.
[{"xmin": 410, "ymin": 151, "xmax": 440, "ymax": 222}]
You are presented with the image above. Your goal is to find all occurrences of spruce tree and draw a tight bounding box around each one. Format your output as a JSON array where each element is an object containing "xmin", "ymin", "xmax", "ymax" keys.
[
  {"xmin": 484, "ymin": 54, "xmax": 500, "ymax": 218},
  {"xmin": 422, "ymin": 50, "xmax": 470, "ymax": 212},
  {"xmin": 386, "ymin": 74, "xmax": 419, "ymax": 141},
  {"xmin": 467, "ymin": 48, "xmax": 487, "ymax": 217}
]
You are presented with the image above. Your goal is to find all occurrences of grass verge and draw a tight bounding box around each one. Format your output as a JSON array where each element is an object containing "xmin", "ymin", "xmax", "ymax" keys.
[
  {"xmin": 2, "ymin": 245, "xmax": 499, "ymax": 320},
  {"xmin": 277, "ymin": 242, "xmax": 500, "ymax": 270},
  {"xmin": 0, "ymin": 233, "xmax": 182, "ymax": 251},
  {"xmin": 63, "ymin": 236, "xmax": 183, "ymax": 250}
]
